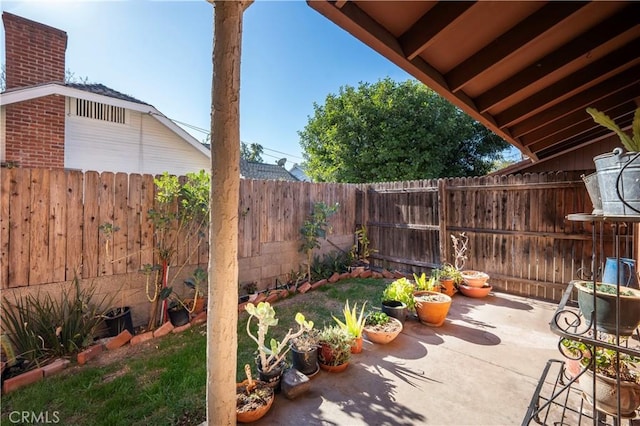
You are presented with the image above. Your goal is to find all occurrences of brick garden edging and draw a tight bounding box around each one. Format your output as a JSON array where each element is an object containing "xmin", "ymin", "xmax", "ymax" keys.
[{"xmin": 3, "ymin": 268, "xmax": 404, "ymax": 395}]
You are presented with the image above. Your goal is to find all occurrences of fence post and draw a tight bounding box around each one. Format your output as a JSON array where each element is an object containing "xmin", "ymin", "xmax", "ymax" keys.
[{"xmin": 438, "ymin": 178, "xmax": 447, "ymax": 265}]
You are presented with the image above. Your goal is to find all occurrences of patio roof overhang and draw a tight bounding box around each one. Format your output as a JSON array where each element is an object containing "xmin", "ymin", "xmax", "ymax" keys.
[{"xmin": 307, "ymin": 1, "xmax": 640, "ymax": 163}]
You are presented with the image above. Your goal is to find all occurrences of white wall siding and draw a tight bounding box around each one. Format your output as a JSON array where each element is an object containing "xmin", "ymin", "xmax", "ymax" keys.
[{"xmin": 65, "ymin": 99, "xmax": 210, "ymax": 175}]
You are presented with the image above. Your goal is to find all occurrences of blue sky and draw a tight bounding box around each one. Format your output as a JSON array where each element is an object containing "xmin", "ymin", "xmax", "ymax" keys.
[{"xmin": 1, "ymin": 0, "xmax": 415, "ymax": 168}]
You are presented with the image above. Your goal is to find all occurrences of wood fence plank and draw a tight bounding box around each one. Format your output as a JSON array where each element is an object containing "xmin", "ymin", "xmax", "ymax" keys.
[
  {"xmin": 7, "ymin": 169, "xmax": 31, "ymax": 287},
  {"xmin": 29, "ymin": 169, "xmax": 50, "ymax": 285},
  {"xmin": 49, "ymin": 169, "xmax": 67, "ymax": 283},
  {"xmin": 0, "ymin": 168, "xmax": 10, "ymax": 288},
  {"xmin": 140, "ymin": 174, "xmax": 155, "ymax": 268},
  {"xmin": 127, "ymin": 174, "xmax": 142, "ymax": 274},
  {"xmin": 65, "ymin": 170, "xmax": 83, "ymax": 280},
  {"xmin": 113, "ymin": 173, "xmax": 129, "ymax": 275},
  {"xmin": 83, "ymin": 171, "xmax": 99, "ymax": 278},
  {"xmin": 98, "ymin": 172, "xmax": 115, "ymax": 276}
]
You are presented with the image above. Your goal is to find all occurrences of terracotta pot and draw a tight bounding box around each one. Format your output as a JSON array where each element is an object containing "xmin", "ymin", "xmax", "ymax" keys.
[
  {"xmin": 461, "ymin": 271, "xmax": 489, "ymax": 288},
  {"xmin": 439, "ymin": 278, "xmax": 457, "ymax": 297},
  {"xmin": 458, "ymin": 283, "xmax": 492, "ymax": 298},
  {"xmin": 413, "ymin": 291, "xmax": 452, "ymax": 327},
  {"xmin": 185, "ymin": 297, "xmax": 205, "ymax": 314},
  {"xmin": 363, "ymin": 317, "xmax": 403, "ymax": 344},
  {"xmin": 351, "ymin": 336, "xmax": 363, "ymax": 354},
  {"xmin": 578, "ymin": 369, "xmax": 640, "ymax": 417},
  {"xmin": 319, "ymin": 361, "xmax": 349, "ymax": 373},
  {"xmin": 236, "ymin": 380, "xmax": 274, "ymax": 423}
]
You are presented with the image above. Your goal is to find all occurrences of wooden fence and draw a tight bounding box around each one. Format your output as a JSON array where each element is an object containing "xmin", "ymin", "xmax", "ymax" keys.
[
  {"xmin": 0, "ymin": 168, "xmax": 356, "ymax": 289},
  {"xmin": 360, "ymin": 171, "xmax": 636, "ymax": 301},
  {"xmin": 2, "ymin": 167, "xmax": 635, "ymax": 302}
]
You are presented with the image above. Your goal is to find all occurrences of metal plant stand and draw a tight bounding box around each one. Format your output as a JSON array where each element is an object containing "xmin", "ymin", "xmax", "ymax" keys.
[{"xmin": 523, "ymin": 214, "xmax": 640, "ymax": 426}]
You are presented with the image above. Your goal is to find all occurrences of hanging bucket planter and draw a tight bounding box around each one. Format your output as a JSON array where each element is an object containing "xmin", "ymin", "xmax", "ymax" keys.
[{"xmin": 593, "ymin": 148, "xmax": 640, "ymax": 216}]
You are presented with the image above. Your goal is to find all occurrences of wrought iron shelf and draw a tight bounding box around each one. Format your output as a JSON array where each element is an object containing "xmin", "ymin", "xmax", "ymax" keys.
[{"xmin": 523, "ymin": 214, "xmax": 640, "ymax": 425}]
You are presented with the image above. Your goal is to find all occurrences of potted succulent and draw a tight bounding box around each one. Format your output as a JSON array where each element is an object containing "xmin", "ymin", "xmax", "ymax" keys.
[
  {"xmin": 183, "ymin": 266, "xmax": 207, "ymax": 314},
  {"xmin": 587, "ymin": 107, "xmax": 640, "ymax": 216},
  {"xmin": 433, "ymin": 263, "xmax": 462, "ymax": 297},
  {"xmin": 332, "ymin": 300, "xmax": 367, "ymax": 353},
  {"xmin": 574, "ymin": 280, "xmax": 640, "ymax": 336},
  {"xmin": 317, "ymin": 325, "xmax": 353, "ymax": 373},
  {"xmin": 362, "ymin": 311, "xmax": 403, "ymax": 344},
  {"xmin": 290, "ymin": 329, "xmax": 320, "ymax": 376},
  {"xmin": 236, "ymin": 364, "xmax": 274, "ymax": 423},
  {"xmin": 561, "ymin": 337, "xmax": 640, "ymax": 417},
  {"xmin": 158, "ymin": 287, "xmax": 190, "ymax": 327},
  {"xmin": 245, "ymin": 302, "xmax": 313, "ymax": 390}
]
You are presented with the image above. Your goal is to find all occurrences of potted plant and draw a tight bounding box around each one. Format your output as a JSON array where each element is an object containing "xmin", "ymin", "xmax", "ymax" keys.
[
  {"xmin": 587, "ymin": 107, "xmax": 640, "ymax": 216},
  {"xmin": 290, "ymin": 329, "xmax": 320, "ymax": 376},
  {"xmin": 236, "ymin": 364, "xmax": 274, "ymax": 423},
  {"xmin": 381, "ymin": 277, "xmax": 414, "ymax": 322},
  {"xmin": 183, "ymin": 266, "xmax": 207, "ymax": 314},
  {"xmin": 245, "ymin": 302, "xmax": 313, "ymax": 390},
  {"xmin": 460, "ymin": 270, "xmax": 490, "ymax": 288},
  {"xmin": 561, "ymin": 337, "xmax": 640, "ymax": 417},
  {"xmin": 574, "ymin": 280, "xmax": 640, "ymax": 336},
  {"xmin": 332, "ymin": 300, "xmax": 367, "ymax": 354},
  {"xmin": 317, "ymin": 325, "xmax": 353, "ymax": 373},
  {"xmin": 158, "ymin": 287, "xmax": 190, "ymax": 327},
  {"xmin": 362, "ymin": 311, "xmax": 403, "ymax": 344},
  {"xmin": 413, "ymin": 291, "xmax": 452, "ymax": 327},
  {"xmin": 433, "ymin": 263, "xmax": 462, "ymax": 297}
]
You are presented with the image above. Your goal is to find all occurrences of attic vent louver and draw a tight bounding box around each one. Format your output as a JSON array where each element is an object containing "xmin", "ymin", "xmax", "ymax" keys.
[{"xmin": 73, "ymin": 99, "xmax": 126, "ymax": 124}]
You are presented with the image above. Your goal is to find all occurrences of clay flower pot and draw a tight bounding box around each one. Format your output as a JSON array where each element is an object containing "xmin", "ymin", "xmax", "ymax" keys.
[
  {"xmin": 461, "ymin": 271, "xmax": 489, "ymax": 288},
  {"xmin": 413, "ymin": 291, "xmax": 452, "ymax": 327},
  {"xmin": 458, "ymin": 283, "xmax": 492, "ymax": 298},
  {"xmin": 578, "ymin": 369, "xmax": 640, "ymax": 417},
  {"xmin": 236, "ymin": 379, "xmax": 274, "ymax": 423},
  {"xmin": 363, "ymin": 316, "xmax": 403, "ymax": 344}
]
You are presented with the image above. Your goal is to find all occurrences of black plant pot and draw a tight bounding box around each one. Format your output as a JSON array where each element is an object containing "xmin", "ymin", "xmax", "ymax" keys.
[
  {"xmin": 168, "ymin": 307, "xmax": 190, "ymax": 327},
  {"xmin": 104, "ymin": 307, "xmax": 135, "ymax": 337},
  {"xmin": 256, "ymin": 358, "xmax": 285, "ymax": 393},
  {"xmin": 291, "ymin": 346, "xmax": 319, "ymax": 376},
  {"xmin": 381, "ymin": 300, "xmax": 408, "ymax": 325}
]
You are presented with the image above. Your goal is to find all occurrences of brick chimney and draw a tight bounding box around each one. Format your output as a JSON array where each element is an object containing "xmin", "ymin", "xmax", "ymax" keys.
[{"xmin": 2, "ymin": 12, "xmax": 68, "ymax": 168}]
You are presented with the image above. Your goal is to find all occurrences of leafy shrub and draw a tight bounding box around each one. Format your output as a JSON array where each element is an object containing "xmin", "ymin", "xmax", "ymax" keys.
[{"xmin": 2, "ymin": 277, "xmax": 111, "ymax": 364}]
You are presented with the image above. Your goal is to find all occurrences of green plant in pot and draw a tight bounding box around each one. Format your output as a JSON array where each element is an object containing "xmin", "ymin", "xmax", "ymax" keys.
[
  {"xmin": 362, "ymin": 311, "xmax": 403, "ymax": 345},
  {"xmin": 317, "ymin": 325, "xmax": 353, "ymax": 372},
  {"xmin": 574, "ymin": 280, "xmax": 640, "ymax": 336},
  {"xmin": 561, "ymin": 337, "xmax": 640, "ymax": 417},
  {"xmin": 290, "ymin": 329, "xmax": 320, "ymax": 376},
  {"xmin": 158, "ymin": 287, "xmax": 190, "ymax": 327},
  {"xmin": 332, "ymin": 300, "xmax": 367, "ymax": 354},
  {"xmin": 587, "ymin": 107, "xmax": 640, "ymax": 216},
  {"xmin": 382, "ymin": 277, "xmax": 416, "ymax": 312},
  {"xmin": 245, "ymin": 302, "xmax": 313, "ymax": 390},
  {"xmin": 183, "ymin": 266, "xmax": 207, "ymax": 314}
]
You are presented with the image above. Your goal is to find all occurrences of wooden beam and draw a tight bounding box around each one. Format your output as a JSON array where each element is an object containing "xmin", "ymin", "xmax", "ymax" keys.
[
  {"xmin": 476, "ymin": 4, "xmax": 640, "ymax": 112},
  {"xmin": 511, "ymin": 84, "xmax": 640, "ymax": 137},
  {"xmin": 335, "ymin": 0, "xmax": 348, "ymax": 9},
  {"xmin": 513, "ymin": 90, "xmax": 639, "ymax": 139},
  {"xmin": 399, "ymin": 2, "xmax": 474, "ymax": 61},
  {"xmin": 447, "ymin": 2, "xmax": 587, "ymax": 93},
  {"xmin": 523, "ymin": 103, "xmax": 634, "ymax": 151},
  {"xmin": 507, "ymin": 66, "xmax": 640, "ymax": 137},
  {"xmin": 496, "ymin": 39, "xmax": 640, "ymax": 128}
]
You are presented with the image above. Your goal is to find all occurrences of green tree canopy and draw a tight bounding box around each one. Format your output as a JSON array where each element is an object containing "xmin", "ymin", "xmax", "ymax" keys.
[
  {"xmin": 298, "ymin": 78, "xmax": 510, "ymax": 183},
  {"xmin": 240, "ymin": 142, "xmax": 264, "ymax": 162}
]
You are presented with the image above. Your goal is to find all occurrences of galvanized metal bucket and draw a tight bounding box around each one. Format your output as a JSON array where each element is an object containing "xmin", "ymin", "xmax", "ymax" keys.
[{"xmin": 593, "ymin": 148, "xmax": 640, "ymax": 216}]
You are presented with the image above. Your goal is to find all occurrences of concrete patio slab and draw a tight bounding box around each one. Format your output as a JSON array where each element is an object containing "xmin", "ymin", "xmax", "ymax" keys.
[{"xmin": 250, "ymin": 290, "xmax": 561, "ymax": 425}]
